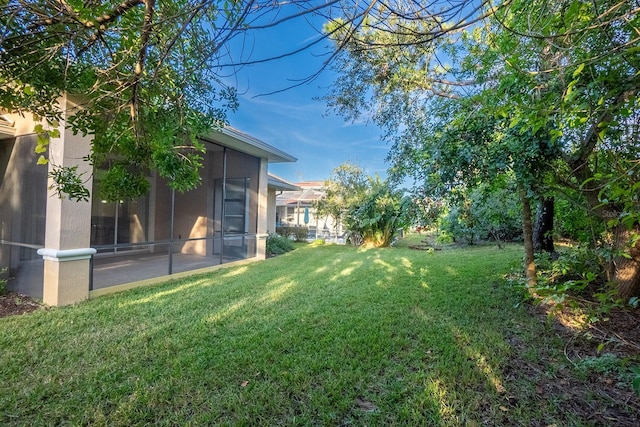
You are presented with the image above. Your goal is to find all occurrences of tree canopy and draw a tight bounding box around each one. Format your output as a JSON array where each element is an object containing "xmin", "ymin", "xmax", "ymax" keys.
[
  {"xmin": 1, "ymin": 0, "xmax": 388, "ymax": 200},
  {"xmin": 324, "ymin": 0, "xmax": 640, "ymax": 298}
]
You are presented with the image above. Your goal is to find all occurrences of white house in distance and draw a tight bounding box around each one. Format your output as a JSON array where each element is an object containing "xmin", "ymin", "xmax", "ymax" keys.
[
  {"xmin": 267, "ymin": 174, "xmax": 300, "ymax": 232},
  {"xmin": 0, "ymin": 96, "xmax": 296, "ymax": 306},
  {"xmin": 276, "ymin": 181, "xmax": 343, "ymax": 239}
]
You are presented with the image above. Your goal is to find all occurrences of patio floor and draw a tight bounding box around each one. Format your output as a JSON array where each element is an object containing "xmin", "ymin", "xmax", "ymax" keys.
[
  {"xmin": 9, "ymin": 251, "xmax": 241, "ymax": 300},
  {"xmin": 91, "ymin": 251, "xmax": 234, "ymax": 289}
]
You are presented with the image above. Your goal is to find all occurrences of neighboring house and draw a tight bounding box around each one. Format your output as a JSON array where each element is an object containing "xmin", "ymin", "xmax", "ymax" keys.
[
  {"xmin": 0, "ymin": 96, "xmax": 296, "ymax": 306},
  {"xmin": 267, "ymin": 174, "xmax": 300, "ymax": 234},
  {"xmin": 276, "ymin": 181, "xmax": 343, "ymax": 239}
]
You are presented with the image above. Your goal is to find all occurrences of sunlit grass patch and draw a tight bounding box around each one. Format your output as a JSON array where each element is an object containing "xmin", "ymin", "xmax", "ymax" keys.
[{"xmin": 2, "ymin": 241, "xmax": 615, "ymax": 425}]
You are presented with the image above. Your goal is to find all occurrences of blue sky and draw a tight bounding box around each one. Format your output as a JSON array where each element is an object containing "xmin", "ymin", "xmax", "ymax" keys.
[{"xmin": 224, "ymin": 9, "xmax": 389, "ymax": 184}]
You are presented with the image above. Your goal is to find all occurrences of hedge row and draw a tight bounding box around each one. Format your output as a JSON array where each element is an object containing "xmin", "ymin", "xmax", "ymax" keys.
[{"xmin": 275, "ymin": 226, "xmax": 309, "ymax": 242}]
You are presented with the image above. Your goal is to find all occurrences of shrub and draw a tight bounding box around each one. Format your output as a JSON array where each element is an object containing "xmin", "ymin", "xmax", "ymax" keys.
[
  {"xmin": 531, "ymin": 246, "xmax": 635, "ymax": 316},
  {"xmin": 275, "ymin": 226, "xmax": 309, "ymax": 242},
  {"xmin": 0, "ymin": 268, "xmax": 7, "ymax": 295},
  {"xmin": 438, "ymin": 180, "xmax": 522, "ymax": 246},
  {"xmin": 344, "ymin": 179, "xmax": 409, "ymax": 247},
  {"xmin": 555, "ymin": 197, "xmax": 604, "ymax": 243},
  {"xmin": 266, "ymin": 233, "xmax": 295, "ymax": 256},
  {"xmin": 435, "ymin": 230, "xmax": 454, "ymax": 245}
]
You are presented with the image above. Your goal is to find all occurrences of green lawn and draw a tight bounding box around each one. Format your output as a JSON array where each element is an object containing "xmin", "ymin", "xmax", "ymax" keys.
[{"xmin": 0, "ymin": 238, "xmax": 632, "ymax": 425}]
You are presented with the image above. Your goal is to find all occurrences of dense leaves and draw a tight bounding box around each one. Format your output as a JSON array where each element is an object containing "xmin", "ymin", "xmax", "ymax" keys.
[
  {"xmin": 324, "ymin": 0, "xmax": 640, "ymax": 298},
  {"xmin": 345, "ymin": 176, "xmax": 409, "ymax": 247},
  {"xmin": 440, "ymin": 176, "xmax": 523, "ymax": 247},
  {"xmin": 1, "ymin": 0, "xmax": 244, "ymax": 200},
  {"xmin": 317, "ymin": 162, "xmax": 408, "ymax": 247}
]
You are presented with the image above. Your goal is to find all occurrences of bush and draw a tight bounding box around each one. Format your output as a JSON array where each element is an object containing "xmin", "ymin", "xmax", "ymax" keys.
[
  {"xmin": 435, "ymin": 230, "xmax": 454, "ymax": 245},
  {"xmin": 266, "ymin": 233, "xmax": 295, "ymax": 256},
  {"xmin": 275, "ymin": 226, "xmax": 309, "ymax": 242},
  {"xmin": 344, "ymin": 179, "xmax": 409, "ymax": 247},
  {"xmin": 0, "ymin": 268, "xmax": 7, "ymax": 295},
  {"xmin": 555, "ymin": 197, "xmax": 604, "ymax": 244},
  {"xmin": 439, "ymin": 179, "xmax": 522, "ymax": 246},
  {"xmin": 534, "ymin": 246, "xmax": 613, "ymax": 311}
]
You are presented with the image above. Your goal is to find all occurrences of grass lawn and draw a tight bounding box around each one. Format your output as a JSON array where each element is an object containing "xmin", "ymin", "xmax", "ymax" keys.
[{"xmin": 1, "ymin": 236, "xmax": 638, "ymax": 426}]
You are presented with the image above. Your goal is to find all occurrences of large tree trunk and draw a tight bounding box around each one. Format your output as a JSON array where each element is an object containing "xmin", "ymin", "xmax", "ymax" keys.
[
  {"xmin": 533, "ymin": 197, "xmax": 555, "ymax": 253},
  {"xmin": 573, "ymin": 163, "xmax": 640, "ymax": 299},
  {"xmin": 520, "ymin": 189, "xmax": 537, "ymax": 292},
  {"xmin": 610, "ymin": 224, "xmax": 640, "ymax": 300}
]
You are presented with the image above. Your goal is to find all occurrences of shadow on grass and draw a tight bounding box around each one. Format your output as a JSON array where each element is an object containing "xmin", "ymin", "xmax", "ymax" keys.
[{"xmin": 1, "ymin": 243, "xmax": 544, "ymax": 425}]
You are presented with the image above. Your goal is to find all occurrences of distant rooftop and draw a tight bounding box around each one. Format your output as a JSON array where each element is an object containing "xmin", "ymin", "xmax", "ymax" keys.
[
  {"xmin": 276, "ymin": 181, "xmax": 326, "ymax": 206},
  {"xmin": 0, "ymin": 114, "xmax": 16, "ymax": 140}
]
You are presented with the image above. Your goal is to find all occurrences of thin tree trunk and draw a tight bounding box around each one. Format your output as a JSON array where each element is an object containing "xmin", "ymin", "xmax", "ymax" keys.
[{"xmin": 520, "ymin": 188, "xmax": 537, "ymax": 292}]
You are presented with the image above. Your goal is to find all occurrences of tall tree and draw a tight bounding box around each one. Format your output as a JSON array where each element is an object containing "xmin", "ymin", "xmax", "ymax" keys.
[
  {"xmin": 323, "ymin": 0, "xmax": 640, "ymax": 297},
  {"xmin": 490, "ymin": 0, "xmax": 640, "ymax": 297}
]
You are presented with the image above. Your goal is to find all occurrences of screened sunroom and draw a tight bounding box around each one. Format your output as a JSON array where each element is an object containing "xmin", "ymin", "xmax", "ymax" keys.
[{"xmin": 0, "ymin": 107, "xmax": 295, "ymax": 304}]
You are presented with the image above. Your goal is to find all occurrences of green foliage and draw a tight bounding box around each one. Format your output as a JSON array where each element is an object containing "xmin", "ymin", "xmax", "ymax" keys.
[
  {"xmin": 275, "ymin": 226, "xmax": 308, "ymax": 242},
  {"xmin": 439, "ymin": 178, "xmax": 522, "ymax": 246},
  {"xmin": 554, "ymin": 197, "xmax": 604, "ymax": 244},
  {"xmin": 593, "ymin": 158, "xmax": 640, "ymax": 236},
  {"xmin": 574, "ymin": 353, "xmax": 627, "ymax": 380},
  {"xmin": 406, "ymin": 194, "xmax": 444, "ymax": 230},
  {"xmin": 97, "ymin": 163, "xmax": 151, "ymax": 202},
  {"xmin": 317, "ymin": 163, "xmax": 409, "ymax": 247},
  {"xmin": 632, "ymin": 366, "xmax": 640, "ymax": 397},
  {"xmin": 344, "ymin": 177, "xmax": 409, "ymax": 247},
  {"xmin": 315, "ymin": 162, "xmax": 369, "ymax": 226},
  {"xmin": 435, "ymin": 230, "xmax": 454, "ymax": 245},
  {"xmin": 324, "ymin": 0, "xmax": 640, "ymax": 300},
  {"xmin": 573, "ymin": 353, "xmax": 640, "ymax": 395},
  {"xmin": 265, "ymin": 233, "xmax": 295, "ymax": 256},
  {"xmin": 0, "ymin": 268, "xmax": 7, "ymax": 295},
  {"xmin": 537, "ymin": 247, "xmax": 603, "ymax": 285},
  {"xmin": 47, "ymin": 165, "xmax": 90, "ymax": 202},
  {"xmin": 1, "ymin": 0, "xmax": 241, "ymax": 200},
  {"xmin": 439, "ymin": 199, "xmax": 476, "ymax": 246},
  {"xmin": 533, "ymin": 246, "xmax": 618, "ymax": 313}
]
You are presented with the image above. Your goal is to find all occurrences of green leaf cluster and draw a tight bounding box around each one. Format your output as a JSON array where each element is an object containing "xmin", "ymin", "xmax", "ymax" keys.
[
  {"xmin": 325, "ymin": 0, "xmax": 640, "ymax": 297},
  {"xmin": 1, "ymin": 0, "xmax": 240, "ymax": 200},
  {"xmin": 318, "ymin": 162, "xmax": 409, "ymax": 247}
]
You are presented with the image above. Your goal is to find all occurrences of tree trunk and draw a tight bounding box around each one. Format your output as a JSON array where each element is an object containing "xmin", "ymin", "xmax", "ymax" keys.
[
  {"xmin": 533, "ymin": 197, "xmax": 555, "ymax": 253},
  {"xmin": 571, "ymin": 163, "xmax": 639, "ymax": 299},
  {"xmin": 610, "ymin": 224, "xmax": 640, "ymax": 300},
  {"xmin": 520, "ymin": 189, "xmax": 537, "ymax": 292}
]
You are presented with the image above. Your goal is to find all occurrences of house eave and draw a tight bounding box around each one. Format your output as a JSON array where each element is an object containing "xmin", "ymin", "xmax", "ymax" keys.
[
  {"xmin": 0, "ymin": 115, "xmax": 16, "ymax": 140},
  {"xmin": 201, "ymin": 126, "xmax": 296, "ymax": 163},
  {"xmin": 0, "ymin": 125, "xmax": 16, "ymax": 140},
  {"xmin": 268, "ymin": 174, "xmax": 300, "ymax": 191}
]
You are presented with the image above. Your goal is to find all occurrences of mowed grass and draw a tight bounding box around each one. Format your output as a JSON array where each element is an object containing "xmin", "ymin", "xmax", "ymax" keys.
[{"xmin": 2, "ymin": 238, "xmax": 556, "ymax": 425}]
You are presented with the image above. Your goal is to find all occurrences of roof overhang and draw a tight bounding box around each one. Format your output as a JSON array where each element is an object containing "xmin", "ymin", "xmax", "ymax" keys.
[
  {"xmin": 268, "ymin": 174, "xmax": 300, "ymax": 191},
  {"xmin": 200, "ymin": 126, "xmax": 296, "ymax": 163},
  {"xmin": 0, "ymin": 115, "xmax": 16, "ymax": 141}
]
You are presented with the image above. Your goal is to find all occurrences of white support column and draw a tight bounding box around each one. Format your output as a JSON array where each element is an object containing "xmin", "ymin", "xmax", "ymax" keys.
[
  {"xmin": 256, "ymin": 158, "xmax": 269, "ymax": 260},
  {"xmin": 39, "ymin": 95, "xmax": 94, "ymax": 306},
  {"xmin": 267, "ymin": 188, "xmax": 277, "ymax": 234}
]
